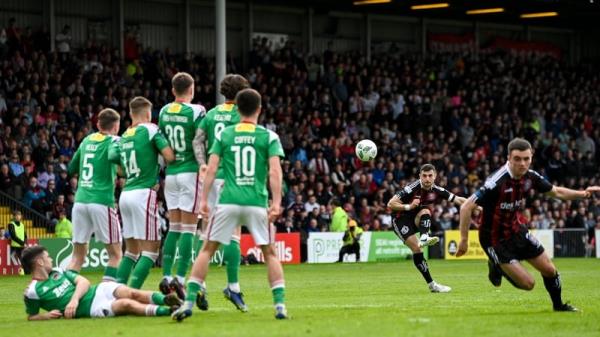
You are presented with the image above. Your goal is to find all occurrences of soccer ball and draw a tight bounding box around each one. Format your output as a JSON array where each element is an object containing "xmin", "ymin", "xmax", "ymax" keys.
[{"xmin": 355, "ymin": 139, "xmax": 377, "ymax": 162}]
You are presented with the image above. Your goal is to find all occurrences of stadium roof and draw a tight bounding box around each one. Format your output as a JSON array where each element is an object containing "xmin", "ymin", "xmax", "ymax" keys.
[{"xmin": 266, "ymin": 0, "xmax": 600, "ymax": 29}]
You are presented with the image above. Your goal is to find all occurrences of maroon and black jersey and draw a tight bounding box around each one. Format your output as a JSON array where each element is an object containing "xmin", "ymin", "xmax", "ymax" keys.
[
  {"xmin": 472, "ymin": 164, "xmax": 553, "ymax": 246},
  {"xmin": 394, "ymin": 180, "xmax": 456, "ymax": 219}
]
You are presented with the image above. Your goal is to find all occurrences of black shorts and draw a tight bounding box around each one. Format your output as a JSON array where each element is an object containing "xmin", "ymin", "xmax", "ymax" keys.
[
  {"xmin": 11, "ymin": 246, "xmax": 24, "ymax": 258},
  {"xmin": 392, "ymin": 215, "xmax": 418, "ymax": 241},
  {"xmin": 486, "ymin": 231, "xmax": 545, "ymax": 264}
]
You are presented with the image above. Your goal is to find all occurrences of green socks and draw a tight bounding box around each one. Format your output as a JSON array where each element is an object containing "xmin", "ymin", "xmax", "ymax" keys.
[
  {"xmin": 185, "ymin": 278, "xmax": 204, "ymax": 303},
  {"xmin": 272, "ymin": 286, "xmax": 285, "ymax": 305},
  {"xmin": 103, "ymin": 266, "xmax": 118, "ymax": 282},
  {"xmin": 224, "ymin": 240, "xmax": 241, "ymax": 285},
  {"xmin": 162, "ymin": 229, "xmax": 181, "ymax": 277},
  {"xmin": 151, "ymin": 292, "xmax": 166, "ymax": 305},
  {"xmin": 116, "ymin": 251, "xmax": 138, "ymax": 284},
  {"xmin": 176, "ymin": 232, "xmax": 195, "ymax": 278},
  {"xmin": 129, "ymin": 252, "xmax": 158, "ymax": 289}
]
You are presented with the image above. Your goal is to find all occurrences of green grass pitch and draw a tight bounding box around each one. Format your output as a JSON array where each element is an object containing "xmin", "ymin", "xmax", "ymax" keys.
[{"xmin": 1, "ymin": 259, "xmax": 599, "ymax": 337}]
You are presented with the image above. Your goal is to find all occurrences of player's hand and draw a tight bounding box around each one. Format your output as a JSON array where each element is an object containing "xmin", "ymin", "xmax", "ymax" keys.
[
  {"xmin": 585, "ymin": 186, "xmax": 600, "ymax": 198},
  {"xmin": 456, "ymin": 239, "xmax": 468, "ymax": 257},
  {"xmin": 47, "ymin": 310, "xmax": 63, "ymax": 319},
  {"xmin": 199, "ymin": 164, "xmax": 208, "ymax": 180},
  {"xmin": 64, "ymin": 299, "xmax": 79, "ymax": 319},
  {"xmin": 268, "ymin": 204, "xmax": 281, "ymax": 223},
  {"xmin": 199, "ymin": 200, "xmax": 209, "ymax": 219},
  {"xmin": 409, "ymin": 198, "xmax": 420, "ymax": 210}
]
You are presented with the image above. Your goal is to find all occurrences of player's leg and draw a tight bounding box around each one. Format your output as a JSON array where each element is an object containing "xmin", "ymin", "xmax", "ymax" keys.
[
  {"xmin": 111, "ymin": 298, "xmax": 172, "ymax": 317},
  {"xmin": 95, "ymin": 205, "xmax": 122, "ymax": 282},
  {"xmin": 172, "ymin": 173, "xmax": 201, "ymax": 288},
  {"xmin": 353, "ymin": 242, "xmax": 360, "ymax": 262},
  {"xmin": 491, "ymin": 239, "xmax": 537, "ymax": 291},
  {"xmin": 172, "ymin": 205, "xmax": 237, "ymax": 321},
  {"xmin": 116, "ymin": 192, "xmax": 140, "ymax": 284},
  {"xmin": 160, "ymin": 175, "xmax": 182, "ymax": 292},
  {"xmin": 247, "ymin": 206, "xmax": 286, "ymax": 318},
  {"xmin": 338, "ymin": 245, "xmax": 350, "ymax": 262},
  {"xmin": 114, "ymin": 284, "xmax": 182, "ymax": 307},
  {"xmin": 67, "ymin": 203, "xmax": 92, "ymax": 273},
  {"xmin": 414, "ymin": 209, "xmax": 438, "ymax": 247}
]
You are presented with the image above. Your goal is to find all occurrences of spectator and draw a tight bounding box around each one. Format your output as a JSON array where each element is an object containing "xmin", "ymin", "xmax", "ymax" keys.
[
  {"xmin": 55, "ymin": 25, "xmax": 71, "ymax": 55},
  {"xmin": 329, "ymin": 199, "xmax": 348, "ymax": 232},
  {"xmin": 337, "ymin": 219, "xmax": 362, "ymax": 262},
  {"xmin": 54, "ymin": 210, "xmax": 72, "ymax": 239},
  {"xmin": 23, "ymin": 176, "xmax": 46, "ymax": 212}
]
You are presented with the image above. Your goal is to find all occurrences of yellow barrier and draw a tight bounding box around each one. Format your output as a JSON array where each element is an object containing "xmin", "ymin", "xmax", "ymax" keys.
[{"xmin": 444, "ymin": 230, "xmax": 487, "ymax": 260}]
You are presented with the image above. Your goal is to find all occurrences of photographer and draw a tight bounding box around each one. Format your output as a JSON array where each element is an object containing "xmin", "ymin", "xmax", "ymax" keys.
[{"xmin": 337, "ymin": 219, "xmax": 363, "ymax": 262}]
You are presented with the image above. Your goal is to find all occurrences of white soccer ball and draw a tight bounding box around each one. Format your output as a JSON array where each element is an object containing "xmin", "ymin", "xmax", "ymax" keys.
[{"xmin": 355, "ymin": 139, "xmax": 377, "ymax": 162}]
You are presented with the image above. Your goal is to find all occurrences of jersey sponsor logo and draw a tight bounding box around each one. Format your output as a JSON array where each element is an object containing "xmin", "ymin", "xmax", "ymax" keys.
[
  {"xmin": 499, "ymin": 199, "xmax": 524, "ymax": 210},
  {"xmin": 167, "ymin": 103, "xmax": 182, "ymax": 113},
  {"xmin": 52, "ymin": 280, "xmax": 71, "ymax": 298},
  {"xmin": 89, "ymin": 133, "xmax": 106, "ymax": 142},
  {"xmin": 235, "ymin": 123, "xmax": 256, "ymax": 133},
  {"xmin": 123, "ymin": 127, "xmax": 136, "ymax": 137},
  {"xmin": 400, "ymin": 226, "xmax": 409, "ymax": 235}
]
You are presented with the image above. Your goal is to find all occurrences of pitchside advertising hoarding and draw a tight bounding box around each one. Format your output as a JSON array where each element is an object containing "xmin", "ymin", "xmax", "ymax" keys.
[
  {"xmin": 306, "ymin": 232, "xmax": 417, "ymax": 263},
  {"xmin": 444, "ymin": 229, "xmax": 555, "ymax": 259},
  {"xmin": 596, "ymin": 230, "xmax": 600, "ymax": 258},
  {"xmin": 0, "ymin": 233, "xmax": 301, "ymax": 276}
]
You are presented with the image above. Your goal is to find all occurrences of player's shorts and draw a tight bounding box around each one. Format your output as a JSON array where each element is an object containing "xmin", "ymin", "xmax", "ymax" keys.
[
  {"xmin": 205, "ymin": 204, "xmax": 274, "ymax": 245},
  {"xmin": 392, "ymin": 215, "xmax": 418, "ymax": 241},
  {"xmin": 89, "ymin": 281, "xmax": 123, "ymax": 318},
  {"xmin": 200, "ymin": 179, "xmax": 240, "ymax": 241},
  {"xmin": 119, "ymin": 188, "xmax": 160, "ymax": 241},
  {"xmin": 164, "ymin": 172, "xmax": 200, "ymax": 213},
  {"xmin": 72, "ymin": 203, "xmax": 121, "ymax": 244},
  {"xmin": 486, "ymin": 230, "xmax": 545, "ymax": 264}
]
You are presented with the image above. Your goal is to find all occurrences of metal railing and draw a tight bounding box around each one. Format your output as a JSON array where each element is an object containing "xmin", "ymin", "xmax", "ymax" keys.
[{"xmin": 0, "ymin": 190, "xmax": 54, "ymax": 239}]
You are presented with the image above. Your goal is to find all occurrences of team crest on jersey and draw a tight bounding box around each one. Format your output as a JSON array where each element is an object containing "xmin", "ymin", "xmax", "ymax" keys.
[
  {"xmin": 425, "ymin": 193, "xmax": 436, "ymax": 202},
  {"xmin": 401, "ymin": 226, "xmax": 409, "ymax": 235},
  {"xmin": 236, "ymin": 123, "xmax": 256, "ymax": 132},
  {"xmin": 168, "ymin": 103, "xmax": 182, "ymax": 113},
  {"xmin": 89, "ymin": 133, "xmax": 106, "ymax": 142},
  {"xmin": 52, "ymin": 273, "xmax": 60, "ymax": 280}
]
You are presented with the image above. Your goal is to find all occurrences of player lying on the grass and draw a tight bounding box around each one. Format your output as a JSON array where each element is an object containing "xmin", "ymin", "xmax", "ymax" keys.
[
  {"xmin": 458, "ymin": 137, "xmax": 600, "ymax": 312},
  {"xmin": 387, "ymin": 164, "xmax": 467, "ymax": 293},
  {"xmin": 22, "ymin": 246, "xmax": 182, "ymax": 320}
]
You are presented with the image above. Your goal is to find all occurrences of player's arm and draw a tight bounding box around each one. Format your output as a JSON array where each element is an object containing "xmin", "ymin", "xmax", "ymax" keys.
[
  {"xmin": 387, "ymin": 194, "xmax": 419, "ymax": 212},
  {"xmin": 64, "ymin": 274, "xmax": 91, "ymax": 319},
  {"xmin": 457, "ymin": 195, "xmax": 478, "ymax": 257},
  {"xmin": 546, "ymin": 185, "xmax": 599, "ymax": 200},
  {"xmin": 192, "ymin": 128, "xmax": 207, "ymax": 166},
  {"xmin": 452, "ymin": 196, "xmax": 468, "ymax": 206},
  {"xmin": 28, "ymin": 310, "xmax": 63, "ymax": 321},
  {"xmin": 268, "ymin": 155, "xmax": 283, "ymax": 221},
  {"xmin": 199, "ymin": 153, "xmax": 219, "ymax": 217},
  {"xmin": 67, "ymin": 146, "xmax": 81, "ymax": 176}
]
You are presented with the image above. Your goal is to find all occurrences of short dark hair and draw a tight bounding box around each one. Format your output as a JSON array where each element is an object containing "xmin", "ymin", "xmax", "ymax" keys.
[
  {"xmin": 21, "ymin": 246, "xmax": 47, "ymax": 275},
  {"xmin": 235, "ymin": 89, "xmax": 261, "ymax": 117},
  {"xmin": 220, "ymin": 74, "xmax": 250, "ymax": 100},
  {"xmin": 508, "ymin": 138, "xmax": 532, "ymax": 154},
  {"xmin": 129, "ymin": 96, "xmax": 152, "ymax": 116},
  {"xmin": 420, "ymin": 163, "xmax": 436, "ymax": 173},
  {"xmin": 97, "ymin": 108, "xmax": 120, "ymax": 131},
  {"xmin": 330, "ymin": 198, "xmax": 342, "ymax": 207},
  {"xmin": 171, "ymin": 72, "xmax": 194, "ymax": 96}
]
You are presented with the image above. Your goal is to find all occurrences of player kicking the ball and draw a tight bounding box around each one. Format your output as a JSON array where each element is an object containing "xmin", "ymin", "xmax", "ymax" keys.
[
  {"xmin": 22, "ymin": 246, "xmax": 181, "ymax": 320},
  {"xmin": 387, "ymin": 164, "xmax": 467, "ymax": 293},
  {"xmin": 172, "ymin": 88, "xmax": 288, "ymax": 321}
]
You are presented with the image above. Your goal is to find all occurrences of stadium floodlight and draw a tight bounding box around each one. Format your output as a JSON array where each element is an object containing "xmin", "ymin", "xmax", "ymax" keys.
[
  {"xmin": 466, "ymin": 8, "xmax": 505, "ymax": 15},
  {"xmin": 520, "ymin": 11, "xmax": 559, "ymax": 18},
  {"xmin": 411, "ymin": 3, "xmax": 450, "ymax": 10},
  {"xmin": 353, "ymin": 0, "xmax": 392, "ymax": 5}
]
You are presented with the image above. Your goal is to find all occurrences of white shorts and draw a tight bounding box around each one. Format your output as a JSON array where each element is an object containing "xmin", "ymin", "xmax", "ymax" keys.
[
  {"xmin": 199, "ymin": 179, "xmax": 224, "ymax": 240},
  {"xmin": 205, "ymin": 204, "xmax": 274, "ymax": 245},
  {"xmin": 119, "ymin": 189, "xmax": 160, "ymax": 241},
  {"xmin": 164, "ymin": 172, "xmax": 200, "ymax": 213},
  {"xmin": 89, "ymin": 281, "xmax": 122, "ymax": 318},
  {"xmin": 72, "ymin": 203, "xmax": 121, "ymax": 244}
]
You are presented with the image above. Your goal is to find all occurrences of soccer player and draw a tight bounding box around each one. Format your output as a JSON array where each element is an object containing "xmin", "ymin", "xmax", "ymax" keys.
[
  {"xmin": 458, "ymin": 138, "xmax": 600, "ymax": 311},
  {"xmin": 112, "ymin": 97, "xmax": 175, "ymax": 289},
  {"xmin": 195, "ymin": 74, "xmax": 250, "ymax": 312},
  {"xmin": 387, "ymin": 164, "xmax": 467, "ymax": 293},
  {"xmin": 172, "ymin": 88, "xmax": 288, "ymax": 321},
  {"xmin": 21, "ymin": 246, "xmax": 181, "ymax": 320},
  {"xmin": 67, "ymin": 108, "xmax": 122, "ymax": 281},
  {"xmin": 158, "ymin": 72, "xmax": 206, "ymax": 299}
]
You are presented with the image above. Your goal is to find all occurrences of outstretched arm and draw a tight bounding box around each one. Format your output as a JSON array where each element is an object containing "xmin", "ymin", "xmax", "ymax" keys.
[
  {"xmin": 28, "ymin": 310, "xmax": 63, "ymax": 321},
  {"xmin": 546, "ymin": 186, "xmax": 600, "ymax": 200},
  {"xmin": 456, "ymin": 196, "xmax": 477, "ymax": 257}
]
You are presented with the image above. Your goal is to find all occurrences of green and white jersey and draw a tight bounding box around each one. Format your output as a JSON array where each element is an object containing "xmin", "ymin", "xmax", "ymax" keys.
[
  {"xmin": 200, "ymin": 102, "xmax": 240, "ymax": 179},
  {"xmin": 110, "ymin": 123, "xmax": 169, "ymax": 191},
  {"xmin": 209, "ymin": 122, "xmax": 285, "ymax": 208},
  {"xmin": 68, "ymin": 132, "xmax": 119, "ymax": 207},
  {"xmin": 158, "ymin": 102, "xmax": 206, "ymax": 175},
  {"xmin": 24, "ymin": 269, "xmax": 97, "ymax": 318}
]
